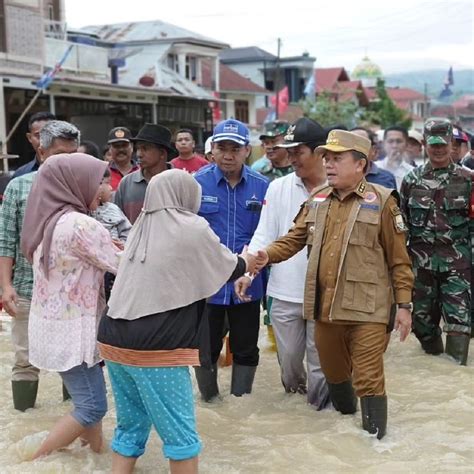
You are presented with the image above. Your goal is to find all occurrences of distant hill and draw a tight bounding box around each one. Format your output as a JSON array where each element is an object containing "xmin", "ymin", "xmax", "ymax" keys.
[{"xmin": 385, "ymin": 69, "xmax": 474, "ymax": 102}]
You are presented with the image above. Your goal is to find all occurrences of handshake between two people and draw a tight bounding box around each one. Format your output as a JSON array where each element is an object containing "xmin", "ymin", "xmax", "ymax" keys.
[{"xmin": 235, "ymin": 246, "xmax": 269, "ymax": 302}]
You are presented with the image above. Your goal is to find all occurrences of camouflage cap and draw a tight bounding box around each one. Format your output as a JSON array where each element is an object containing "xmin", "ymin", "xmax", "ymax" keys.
[
  {"xmin": 259, "ymin": 121, "xmax": 290, "ymax": 140},
  {"xmin": 423, "ymin": 117, "xmax": 452, "ymax": 145},
  {"xmin": 316, "ymin": 129, "xmax": 371, "ymax": 157}
]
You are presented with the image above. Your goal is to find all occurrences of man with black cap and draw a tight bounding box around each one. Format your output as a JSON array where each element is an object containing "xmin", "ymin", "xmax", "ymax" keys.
[
  {"xmin": 253, "ymin": 129, "xmax": 414, "ymax": 439},
  {"xmin": 193, "ymin": 119, "xmax": 269, "ymax": 401},
  {"xmin": 400, "ymin": 117, "xmax": 472, "ymax": 364},
  {"xmin": 252, "ymin": 121, "xmax": 293, "ymax": 181},
  {"xmin": 235, "ymin": 117, "xmax": 331, "ymax": 409},
  {"xmin": 114, "ymin": 123, "xmax": 177, "ymax": 224},
  {"xmin": 107, "ymin": 126, "xmax": 138, "ymax": 191}
]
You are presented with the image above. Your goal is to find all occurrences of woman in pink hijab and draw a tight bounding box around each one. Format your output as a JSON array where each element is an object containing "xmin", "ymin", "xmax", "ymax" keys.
[{"xmin": 21, "ymin": 153, "xmax": 121, "ymax": 459}]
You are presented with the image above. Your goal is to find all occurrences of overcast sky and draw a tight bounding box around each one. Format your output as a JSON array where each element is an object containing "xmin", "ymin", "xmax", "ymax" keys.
[{"xmin": 65, "ymin": 0, "xmax": 474, "ymax": 74}]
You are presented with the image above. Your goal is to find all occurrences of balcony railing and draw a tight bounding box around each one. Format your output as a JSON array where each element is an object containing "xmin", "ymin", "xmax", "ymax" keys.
[
  {"xmin": 45, "ymin": 37, "xmax": 109, "ymax": 78},
  {"xmin": 44, "ymin": 20, "xmax": 67, "ymax": 40}
]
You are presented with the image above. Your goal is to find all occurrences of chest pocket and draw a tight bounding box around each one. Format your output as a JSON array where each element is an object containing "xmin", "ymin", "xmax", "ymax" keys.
[
  {"xmin": 348, "ymin": 210, "xmax": 379, "ymax": 248},
  {"xmin": 408, "ymin": 189, "xmax": 432, "ymax": 227},
  {"xmin": 444, "ymin": 190, "xmax": 469, "ymax": 228},
  {"xmin": 199, "ymin": 202, "xmax": 219, "ymax": 215}
]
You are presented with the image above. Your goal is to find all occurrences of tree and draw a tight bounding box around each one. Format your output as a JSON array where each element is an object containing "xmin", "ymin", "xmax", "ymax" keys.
[
  {"xmin": 362, "ymin": 79, "xmax": 412, "ymax": 128},
  {"xmin": 300, "ymin": 91, "xmax": 361, "ymax": 129}
]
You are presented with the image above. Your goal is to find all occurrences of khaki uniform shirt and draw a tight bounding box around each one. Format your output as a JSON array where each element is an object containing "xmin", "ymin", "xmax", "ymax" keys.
[{"xmin": 266, "ymin": 181, "xmax": 414, "ymax": 323}]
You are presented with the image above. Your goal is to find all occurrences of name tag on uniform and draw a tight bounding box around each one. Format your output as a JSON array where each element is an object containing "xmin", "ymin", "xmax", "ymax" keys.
[
  {"xmin": 246, "ymin": 200, "xmax": 263, "ymax": 211},
  {"xmin": 360, "ymin": 203, "xmax": 380, "ymax": 211},
  {"xmin": 202, "ymin": 195, "xmax": 218, "ymax": 203}
]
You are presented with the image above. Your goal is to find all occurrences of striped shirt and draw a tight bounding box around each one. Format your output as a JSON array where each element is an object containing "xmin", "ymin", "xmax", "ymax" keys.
[{"xmin": 0, "ymin": 172, "xmax": 36, "ymax": 299}]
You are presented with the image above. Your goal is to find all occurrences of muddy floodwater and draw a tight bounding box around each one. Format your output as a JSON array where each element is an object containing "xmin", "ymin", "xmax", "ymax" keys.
[{"xmin": 0, "ymin": 312, "xmax": 473, "ymax": 473}]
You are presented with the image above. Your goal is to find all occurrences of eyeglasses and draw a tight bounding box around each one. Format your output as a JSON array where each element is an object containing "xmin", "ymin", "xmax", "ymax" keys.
[{"xmin": 386, "ymin": 138, "xmax": 405, "ymax": 144}]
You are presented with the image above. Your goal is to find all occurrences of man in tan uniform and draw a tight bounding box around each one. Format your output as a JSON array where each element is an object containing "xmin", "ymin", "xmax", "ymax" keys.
[{"xmin": 253, "ymin": 130, "xmax": 414, "ymax": 439}]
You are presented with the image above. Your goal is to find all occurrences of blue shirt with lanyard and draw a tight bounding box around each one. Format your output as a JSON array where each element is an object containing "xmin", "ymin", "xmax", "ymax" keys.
[{"xmin": 194, "ymin": 163, "xmax": 269, "ymax": 305}]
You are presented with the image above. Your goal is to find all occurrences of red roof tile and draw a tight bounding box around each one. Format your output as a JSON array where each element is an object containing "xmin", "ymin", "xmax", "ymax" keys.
[
  {"xmin": 201, "ymin": 59, "xmax": 268, "ymax": 93},
  {"xmin": 452, "ymin": 95, "xmax": 474, "ymax": 108},
  {"xmin": 314, "ymin": 67, "xmax": 350, "ymax": 92}
]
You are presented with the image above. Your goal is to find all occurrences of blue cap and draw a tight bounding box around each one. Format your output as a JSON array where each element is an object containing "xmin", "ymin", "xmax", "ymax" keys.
[{"xmin": 212, "ymin": 119, "xmax": 250, "ymax": 146}]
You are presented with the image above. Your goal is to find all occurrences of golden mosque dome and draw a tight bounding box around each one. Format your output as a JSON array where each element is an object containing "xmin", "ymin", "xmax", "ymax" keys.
[{"xmin": 352, "ymin": 56, "xmax": 383, "ymax": 85}]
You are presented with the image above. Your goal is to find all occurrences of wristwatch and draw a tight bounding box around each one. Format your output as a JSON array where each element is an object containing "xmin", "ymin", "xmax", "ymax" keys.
[{"xmin": 398, "ymin": 303, "xmax": 413, "ymax": 312}]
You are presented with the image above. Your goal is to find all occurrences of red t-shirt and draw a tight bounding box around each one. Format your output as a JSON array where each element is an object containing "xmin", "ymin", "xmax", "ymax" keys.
[
  {"xmin": 110, "ymin": 163, "xmax": 139, "ymax": 191},
  {"xmin": 170, "ymin": 154, "xmax": 209, "ymax": 174}
]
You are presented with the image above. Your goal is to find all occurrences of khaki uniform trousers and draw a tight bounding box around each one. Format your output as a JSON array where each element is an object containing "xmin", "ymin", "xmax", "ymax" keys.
[
  {"xmin": 11, "ymin": 296, "xmax": 40, "ymax": 381},
  {"xmin": 315, "ymin": 321, "xmax": 386, "ymax": 397}
]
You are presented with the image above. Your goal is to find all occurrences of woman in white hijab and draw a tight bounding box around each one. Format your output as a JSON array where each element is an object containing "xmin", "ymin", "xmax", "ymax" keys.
[{"xmin": 98, "ymin": 169, "xmax": 254, "ymax": 474}]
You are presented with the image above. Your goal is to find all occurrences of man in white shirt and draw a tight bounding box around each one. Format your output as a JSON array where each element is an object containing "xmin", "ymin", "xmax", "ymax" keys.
[
  {"xmin": 378, "ymin": 126, "xmax": 414, "ymax": 190},
  {"xmin": 235, "ymin": 118, "xmax": 330, "ymax": 409}
]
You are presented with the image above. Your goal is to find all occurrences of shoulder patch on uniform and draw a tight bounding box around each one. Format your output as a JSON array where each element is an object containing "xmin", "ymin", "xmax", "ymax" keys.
[{"xmin": 391, "ymin": 206, "xmax": 407, "ymax": 232}]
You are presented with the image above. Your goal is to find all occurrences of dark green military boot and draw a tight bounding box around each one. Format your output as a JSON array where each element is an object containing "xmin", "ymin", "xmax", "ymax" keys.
[
  {"xmin": 62, "ymin": 383, "xmax": 71, "ymax": 401},
  {"xmin": 361, "ymin": 396, "xmax": 387, "ymax": 440},
  {"xmin": 420, "ymin": 334, "xmax": 444, "ymax": 355},
  {"xmin": 328, "ymin": 381, "xmax": 357, "ymax": 414},
  {"xmin": 12, "ymin": 380, "xmax": 39, "ymax": 411},
  {"xmin": 445, "ymin": 333, "xmax": 470, "ymax": 366},
  {"xmin": 194, "ymin": 364, "xmax": 220, "ymax": 402},
  {"xmin": 230, "ymin": 363, "xmax": 257, "ymax": 397}
]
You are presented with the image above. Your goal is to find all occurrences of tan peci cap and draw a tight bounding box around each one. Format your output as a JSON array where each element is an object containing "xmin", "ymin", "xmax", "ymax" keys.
[{"xmin": 316, "ymin": 129, "xmax": 371, "ymax": 157}]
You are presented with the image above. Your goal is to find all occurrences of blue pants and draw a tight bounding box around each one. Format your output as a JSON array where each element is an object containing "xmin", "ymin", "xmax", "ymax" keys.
[
  {"xmin": 106, "ymin": 362, "xmax": 201, "ymax": 461},
  {"xmin": 59, "ymin": 362, "xmax": 107, "ymax": 427}
]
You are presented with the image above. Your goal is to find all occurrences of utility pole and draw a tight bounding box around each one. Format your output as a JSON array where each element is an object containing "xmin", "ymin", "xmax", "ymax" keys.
[{"xmin": 275, "ymin": 38, "xmax": 281, "ymax": 119}]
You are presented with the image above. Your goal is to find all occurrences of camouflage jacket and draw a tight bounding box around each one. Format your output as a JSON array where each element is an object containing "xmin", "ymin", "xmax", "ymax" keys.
[
  {"xmin": 259, "ymin": 162, "xmax": 294, "ymax": 182},
  {"xmin": 400, "ymin": 162, "xmax": 471, "ymax": 271}
]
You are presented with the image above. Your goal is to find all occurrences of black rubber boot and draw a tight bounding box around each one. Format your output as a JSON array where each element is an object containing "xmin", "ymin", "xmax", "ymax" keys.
[
  {"xmin": 194, "ymin": 364, "xmax": 219, "ymax": 402},
  {"xmin": 361, "ymin": 396, "xmax": 387, "ymax": 440},
  {"xmin": 327, "ymin": 381, "xmax": 357, "ymax": 414},
  {"xmin": 12, "ymin": 380, "xmax": 39, "ymax": 411},
  {"xmin": 420, "ymin": 334, "xmax": 444, "ymax": 355},
  {"xmin": 445, "ymin": 333, "xmax": 470, "ymax": 366},
  {"xmin": 230, "ymin": 363, "xmax": 257, "ymax": 397},
  {"xmin": 62, "ymin": 383, "xmax": 71, "ymax": 401}
]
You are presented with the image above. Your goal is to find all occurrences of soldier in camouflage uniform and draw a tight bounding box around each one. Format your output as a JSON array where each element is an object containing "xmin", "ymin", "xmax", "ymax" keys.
[
  {"xmin": 252, "ymin": 121, "xmax": 293, "ymax": 181},
  {"xmin": 400, "ymin": 118, "xmax": 472, "ymax": 365}
]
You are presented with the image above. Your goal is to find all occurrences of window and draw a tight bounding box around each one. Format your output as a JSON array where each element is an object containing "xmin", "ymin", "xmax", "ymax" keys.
[
  {"xmin": 185, "ymin": 55, "xmax": 197, "ymax": 81},
  {"xmin": 235, "ymin": 100, "xmax": 249, "ymax": 124},
  {"xmin": 167, "ymin": 54, "xmax": 179, "ymax": 73},
  {"xmin": 0, "ymin": 0, "xmax": 6, "ymax": 53}
]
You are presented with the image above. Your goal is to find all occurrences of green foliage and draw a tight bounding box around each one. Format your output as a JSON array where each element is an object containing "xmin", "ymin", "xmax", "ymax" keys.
[
  {"xmin": 300, "ymin": 91, "xmax": 361, "ymax": 128},
  {"xmin": 363, "ymin": 79, "xmax": 412, "ymax": 128},
  {"xmin": 300, "ymin": 79, "xmax": 412, "ymax": 129}
]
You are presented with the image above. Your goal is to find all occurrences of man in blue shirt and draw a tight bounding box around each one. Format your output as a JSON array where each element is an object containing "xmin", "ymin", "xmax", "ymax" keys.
[
  {"xmin": 194, "ymin": 119, "xmax": 269, "ymax": 401},
  {"xmin": 351, "ymin": 127, "xmax": 397, "ymax": 189}
]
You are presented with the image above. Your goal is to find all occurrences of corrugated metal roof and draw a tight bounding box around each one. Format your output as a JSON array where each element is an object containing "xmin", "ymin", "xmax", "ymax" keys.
[
  {"xmin": 81, "ymin": 20, "xmax": 227, "ymax": 48},
  {"xmin": 117, "ymin": 44, "xmax": 213, "ymax": 99}
]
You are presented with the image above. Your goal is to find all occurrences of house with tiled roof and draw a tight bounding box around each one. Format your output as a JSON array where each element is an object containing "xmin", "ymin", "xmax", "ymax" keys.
[
  {"xmin": 431, "ymin": 95, "xmax": 474, "ymax": 131},
  {"xmin": 312, "ymin": 67, "xmax": 368, "ymax": 106},
  {"xmin": 201, "ymin": 59, "xmax": 269, "ymax": 127}
]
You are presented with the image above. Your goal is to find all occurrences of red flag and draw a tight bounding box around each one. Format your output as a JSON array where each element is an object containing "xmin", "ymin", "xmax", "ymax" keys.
[
  {"xmin": 211, "ymin": 91, "xmax": 221, "ymax": 122},
  {"xmin": 270, "ymin": 86, "xmax": 289, "ymax": 116}
]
